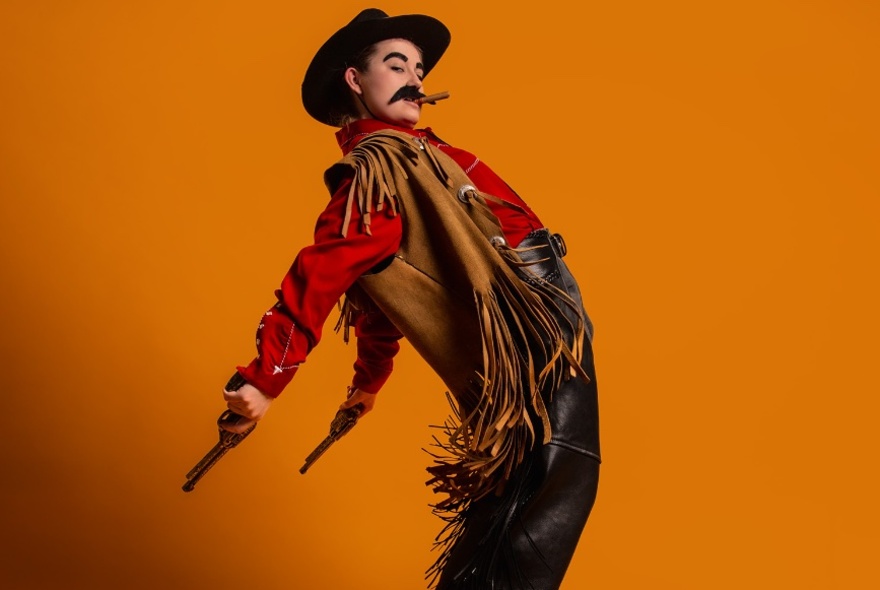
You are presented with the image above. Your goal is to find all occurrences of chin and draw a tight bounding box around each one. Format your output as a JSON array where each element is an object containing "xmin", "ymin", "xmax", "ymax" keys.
[
  {"xmin": 383, "ymin": 117, "xmax": 419, "ymax": 129},
  {"xmin": 378, "ymin": 117, "xmax": 418, "ymax": 129},
  {"xmin": 377, "ymin": 104, "xmax": 420, "ymax": 129}
]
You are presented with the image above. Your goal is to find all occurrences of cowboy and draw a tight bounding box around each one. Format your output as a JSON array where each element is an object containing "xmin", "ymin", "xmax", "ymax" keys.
[{"xmin": 221, "ymin": 9, "xmax": 600, "ymax": 589}]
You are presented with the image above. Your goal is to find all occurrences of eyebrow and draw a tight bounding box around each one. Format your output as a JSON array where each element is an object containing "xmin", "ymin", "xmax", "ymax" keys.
[{"xmin": 382, "ymin": 52, "xmax": 424, "ymax": 71}]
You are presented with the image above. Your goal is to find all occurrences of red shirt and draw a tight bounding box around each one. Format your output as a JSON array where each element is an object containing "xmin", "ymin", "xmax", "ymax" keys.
[{"xmin": 238, "ymin": 119, "xmax": 543, "ymax": 397}]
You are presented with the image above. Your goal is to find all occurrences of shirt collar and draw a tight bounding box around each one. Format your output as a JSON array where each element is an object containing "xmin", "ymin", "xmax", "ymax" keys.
[{"xmin": 335, "ymin": 119, "xmax": 441, "ymax": 154}]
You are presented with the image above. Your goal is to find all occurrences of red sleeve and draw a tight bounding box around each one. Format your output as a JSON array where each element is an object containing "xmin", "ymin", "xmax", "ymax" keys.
[
  {"xmin": 351, "ymin": 307, "xmax": 404, "ymax": 393},
  {"xmin": 237, "ymin": 175, "xmax": 402, "ymax": 397}
]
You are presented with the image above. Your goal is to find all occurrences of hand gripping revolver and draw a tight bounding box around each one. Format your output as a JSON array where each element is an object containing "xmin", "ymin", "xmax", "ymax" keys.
[
  {"xmin": 182, "ymin": 372, "xmax": 255, "ymax": 493},
  {"xmin": 182, "ymin": 374, "xmax": 364, "ymax": 491}
]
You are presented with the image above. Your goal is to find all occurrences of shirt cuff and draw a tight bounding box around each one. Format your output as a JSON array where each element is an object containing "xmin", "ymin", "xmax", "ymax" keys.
[{"xmin": 237, "ymin": 359, "xmax": 299, "ymax": 398}]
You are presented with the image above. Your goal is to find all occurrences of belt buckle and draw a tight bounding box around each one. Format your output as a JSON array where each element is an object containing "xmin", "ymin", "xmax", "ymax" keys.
[{"xmin": 551, "ymin": 233, "xmax": 567, "ymax": 258}]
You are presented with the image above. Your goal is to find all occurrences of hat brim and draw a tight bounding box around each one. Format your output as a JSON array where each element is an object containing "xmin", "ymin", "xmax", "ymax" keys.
[{"xmin": 302, "ymin": 13, "xmax": 450, "ymax": 126}]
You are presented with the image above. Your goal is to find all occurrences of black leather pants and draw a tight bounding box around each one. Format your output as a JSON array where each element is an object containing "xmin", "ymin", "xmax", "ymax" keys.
[{"xmin": 437, "ymin": 230, "xmax": 601, "ymax": 590}]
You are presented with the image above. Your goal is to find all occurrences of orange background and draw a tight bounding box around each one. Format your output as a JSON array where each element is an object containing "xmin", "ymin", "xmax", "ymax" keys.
[{"xmin": 2, "ymin": 1, "xmax": 878, "ymax": 588}]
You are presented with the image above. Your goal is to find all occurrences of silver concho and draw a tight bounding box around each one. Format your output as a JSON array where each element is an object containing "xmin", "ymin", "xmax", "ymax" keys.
[{"xmin": 457, "ymin": 184, "xmax": 477, "ymax": 203}]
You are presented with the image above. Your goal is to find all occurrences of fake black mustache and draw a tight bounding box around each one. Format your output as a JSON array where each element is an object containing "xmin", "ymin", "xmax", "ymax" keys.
[{"xmin": 389, "ymin": 86, "xmax": 426, "ymax": 104}]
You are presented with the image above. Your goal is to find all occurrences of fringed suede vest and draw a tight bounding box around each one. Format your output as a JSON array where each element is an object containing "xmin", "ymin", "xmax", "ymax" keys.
[{"xmin": 325, "ymin": 129, "xmax": 589, "ymax": 513}]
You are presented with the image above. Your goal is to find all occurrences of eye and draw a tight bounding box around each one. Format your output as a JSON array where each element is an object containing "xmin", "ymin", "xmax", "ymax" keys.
[{"xmin": 391, "ymin": 66, "xmax": 404, "ymax": 73}]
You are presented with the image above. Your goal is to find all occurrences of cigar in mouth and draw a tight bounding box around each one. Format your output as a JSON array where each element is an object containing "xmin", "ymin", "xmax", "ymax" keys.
[{"xmin": 415, "ymin": 91, "xmax": 450, "ymax": 105}]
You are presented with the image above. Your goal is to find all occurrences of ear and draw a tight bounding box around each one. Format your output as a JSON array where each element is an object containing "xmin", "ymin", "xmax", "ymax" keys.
[{"xmin": 343, "ymin": 67, "xmax": 362, "ymax": 95}]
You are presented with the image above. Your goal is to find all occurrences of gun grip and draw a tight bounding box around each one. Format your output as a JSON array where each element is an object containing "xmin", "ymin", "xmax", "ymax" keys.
[
  {"xmin": 225, "ymin": 372, "xmax": 248, "ymax": 392},
  {"xmin": 218, "ymin": 373, "xmax": 253, "ymax": 431}
]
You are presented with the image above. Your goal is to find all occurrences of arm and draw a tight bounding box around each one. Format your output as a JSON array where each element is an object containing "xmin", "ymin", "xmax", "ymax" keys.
[
  {"xmin": 223, "ymin": 174, "xmax": 403, "ymax": 431},
  {"xmin": 339, "ymin": 305, "xmax": 404, "ymax": 416}
]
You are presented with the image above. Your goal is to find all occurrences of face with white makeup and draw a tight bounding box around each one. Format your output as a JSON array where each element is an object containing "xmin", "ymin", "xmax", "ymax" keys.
[{"xmin": 342, "ymin": 38, "xmax": 426, "ymax": 128}]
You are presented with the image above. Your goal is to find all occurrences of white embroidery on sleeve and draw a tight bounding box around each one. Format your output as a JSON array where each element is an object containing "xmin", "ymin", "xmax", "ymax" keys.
[{"xmin": 272, "ymin": 321, "xmax": 301, "ymax": 375}]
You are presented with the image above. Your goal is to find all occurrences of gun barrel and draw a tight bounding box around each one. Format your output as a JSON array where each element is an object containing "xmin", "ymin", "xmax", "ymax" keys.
[{"xmin": 298, "ymin": 404, "xmax": 363, "ymax": 475}]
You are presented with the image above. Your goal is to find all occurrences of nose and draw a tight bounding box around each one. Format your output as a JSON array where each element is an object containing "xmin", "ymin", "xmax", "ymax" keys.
[{"xmin": 409, "ymin": 69, "xmax": 423, "ymax": 90}]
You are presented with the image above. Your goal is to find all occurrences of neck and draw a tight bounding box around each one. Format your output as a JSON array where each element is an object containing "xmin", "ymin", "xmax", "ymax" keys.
[{"xmin": 355, "ymin": 93, "xmax": 378, "ymax": 121}]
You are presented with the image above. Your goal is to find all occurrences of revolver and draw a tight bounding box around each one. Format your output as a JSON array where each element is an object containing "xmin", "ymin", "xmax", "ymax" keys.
[
  {"xmin": 182, "ymin": 372, "xmax": 255, "ymax": 493},
  {"xmin": 299, "ymin": 403, "xmax": 363, "ymax": 474}
]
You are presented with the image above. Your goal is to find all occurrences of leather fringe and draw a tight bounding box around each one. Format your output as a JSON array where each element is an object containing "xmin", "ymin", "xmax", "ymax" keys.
[
  {"xmin": 426, "ymin": 449, "xmax": 544, "ymax": 588},
  {"xmin": 326, "ymin": 131, "xmax": 589, "ymax": 586},
  {"xmin": 424, "ymin": 262, "xmax": 587, "ymax": 587},
  {"xmin": 335, "ymin": 136, "xmax": 418, "ymax": 237}
]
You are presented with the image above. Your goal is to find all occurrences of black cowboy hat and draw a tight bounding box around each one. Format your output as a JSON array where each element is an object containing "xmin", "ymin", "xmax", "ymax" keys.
[{"xmin": 301, "ymin": 8, "xmax": 450, "ymax": 126}]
